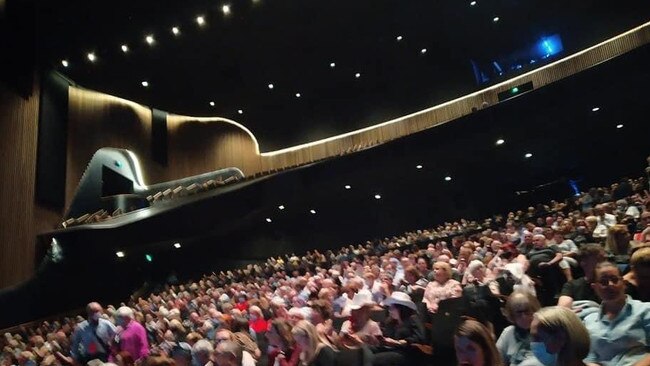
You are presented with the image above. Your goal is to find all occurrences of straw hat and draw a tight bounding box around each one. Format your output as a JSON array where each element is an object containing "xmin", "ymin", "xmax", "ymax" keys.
[
  {"xmin": 348, "ymin": 289, "xmax": 376, "ymax": 310},
  {"xmin": 383, "ymin": 291, "xmax": 417, "ymax": 311}
]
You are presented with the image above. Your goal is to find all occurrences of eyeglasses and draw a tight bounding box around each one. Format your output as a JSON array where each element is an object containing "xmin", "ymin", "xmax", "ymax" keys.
[
  {"xmin": 514, "ymin": 309, "xmax": 533, "ymax": 316},
  {"xmin": 597, "ymin": 276, "xmax": 621, "ymax": 286}
]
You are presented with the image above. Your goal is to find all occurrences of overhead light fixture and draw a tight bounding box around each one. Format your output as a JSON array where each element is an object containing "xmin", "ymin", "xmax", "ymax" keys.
[
  {"xmin": 173, "ymin": 243, "xmax": 181, "ymax": 248},
  {"xmin": 355, "ymin": 72, "xmax": 361, "ymax": 78},
  {"xmin": 265, "ymin": 218, "xmax": 272, "ymax": 223},
  {"xmin": 525, "ymin": 153, "xmax": 533, "ymax": 158},
  {"xmin": 592, "ymin": 107, "xmax": 600, "ymax": 112},
  {"xmin": 396, "ymin": 35, "xmax": 403, "ymax": 41},
  {"xmin": 470, "ymin": 1, "xmax": 477, "ymax": 5},
  {"xmin": 344, "ymin": 185, "xmax": 351, "ymax": 190},
  {"xmin": 196, "ymin": 16, "xmax": 206, "ymax": 25},
  {"xmin": 416, "ymin": 165, "xmax": 423, "ymax": 169},
  {"xmin": 172, "ymin": 26, "xmax": 180, "ymax": 35},
  {"xmin": 222, "ymin": 4, "xmax": 231, "ymax": 15},
  {"xmin": 116, "ymin": 251, "xmax": 125, "ymax": 258},
  {"xmin": 330, "ymin": 62, "xmax": 336, "ymax": 68},
  {"xmin": 61, "ymin": 60, "xmax": 69, "ymax": 67},
  {"xmin": 87, "ymin": 52, "xmax": 96, "ymax": 62},
  {"xmin": 295, "ymin": 92, "xmax": 301, "ymax": 98},
  {"xmin": 444, "ymin": 176, "xmax": 452, "ymax": 181},
  {"xmin": 141, "ymin": 81, "xmax": 149, "ymax": 87},
  {"xmin": 493, "ymin": 16, "xmax": 500, "ymax": 22},
  {"xmin": 278, "ymin": 205, "xmax": 285, "ymax": 210},
  {"xmin": 238, "ymin": 109, "xmax": 243, "ymax": 114},
  {"xmin": 616, "ymin": 124, "xmax": 624, "ymax": 129},
  {"xmin": 496, "ymin": 138, "xmax": 505, "ymax": 145},
  {"xmin": 310, "ymin": 209, "xmax": 316, "ymax": 214},
  {"xmin": 121, "ymin": 44, "xmax": 129, "ymax": 53},
  {"xmin": 209, "ymin": 101, "xmax": 215, "ymax": 106},
  {"xmin": 420, "ymin": 48, "xmax": 427, "ymax": 54},
  {"xmin": 145, "ymin": 254, "xmax": 153, "ymax": 262},
  {"xmin": 268, "ymin": 83, "xmax": 274, "ymax": 89},
  {"xmin": 374, "ymin": 194, "xmax": 381, "ymax": 200},
  {"xmin": 145, "ymin": 34, "xmax": 155, "ymax": 45}
]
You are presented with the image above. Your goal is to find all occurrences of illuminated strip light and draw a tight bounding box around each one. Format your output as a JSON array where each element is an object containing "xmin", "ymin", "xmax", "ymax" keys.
[
  {"xmin": 261, "ymin": 20, "xmax": 650, "ymax": 157},
  {"xmin": 125, "ymin": 149, "xmax": 148, "ymax": 188}
]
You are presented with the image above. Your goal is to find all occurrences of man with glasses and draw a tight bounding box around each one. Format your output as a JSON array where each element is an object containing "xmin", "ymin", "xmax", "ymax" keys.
[{"xmin": 583, "ymin": 262, "xmax": 650, "ymax": 366}]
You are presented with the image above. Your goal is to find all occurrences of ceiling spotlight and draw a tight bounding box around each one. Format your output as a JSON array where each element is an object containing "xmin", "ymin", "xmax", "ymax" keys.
[
  {"xmin": 355, "ymin": 72, "xmax": 361, "ymax": 78},
  {"xmin": 121, "ymin": 44, "xmax": 129, "ymax": 53},
  {"xmin": 416, "ymin": 165, "xmax": 423, "ymax": 169},
  {"xmin": 268, "ymin": 83, "xmax": 274, "ymax": 89},
  {"xmin": 196, "ymin": 16, "xmax": 206, "ymax": 25},
  {"xmin": 116, "ymin": 251, "xmax": 125, "ymax": 258},
  {"xmin": 330, "ymin": 62, "xmax": 336, "ymax": 68},
  {"xmin": 141, "ymin": 81, "xmax": 149, "ymax": 87},
  {"xmin": 145, "ymin": 34, "xmax": 155, "ymax": 45},
  {"xmin": 374, "ymin": 194, "xmax": 382, "ymax": 200},
  {"xmin": 278, "ymin": 205, "xmax": 285, "ymax": 210},
  {"xmin": 209, "ymin": 101, "xmax": 215, "ymax": 106},
  {"xmin": 420, "ymin": 48, "xmax": 427, "ymax": 54},
  {"xmin": 61, "ymin": 60, "xmax": 69, "ymax": 67},
  {"xmin": 295, "ymin": 92, "xmax": 301, "ymax": 98},
  {"xmin": 265, "ymin": 218, "xmax": 272, "ymax": 223},
  {"xmin": 396, "ymin": 35, "xmax": 403, "ymax": 41},
  {"xmin": 616, "ymin": 124, "xmax": 624, "ymax": 129},
  {"xmin": 493, "ymin": 16, "xmax": 500, "ymax": 22},
  {"xmin": 173, "ymin": 242, "xmax": 181, "ymax": 248},
  {"xmin": 309, "ymin": 209, "xmax": 316, "ymax": 214},
  {"xmin": 172, "ymin": 26, "xmax": 180, "ymax": 35},
  {"xmin": 238, "ymin": 109, "xmax": 243, "ymax": 114},
  {"xmin": 344, "ymin": 185, "xmax": 351, "ymax": 190},
  {"xmin": 87, "ymin": 52, "xmax": 96, "ymax": 62},
  {"xmin": 592, "ymin": 107, "xmax": 600, "ymax": 112},
  {"xmin": 525, "ymin": 153, "xmax": 533, "ymax": 158},
  {"xmin": 470, "ymin": 1, "xmax": 477, "ymax": 5},
  {"xmin": 444, "ymin": 176, "xmax": 452, "ymax": 181},
  {"xmin": 222, "ymin": 4, "xmax": 231, "ymax": 15},
  {"xmin": 496, "ymin": 138, "xmax": 505, "ymax": 145}
]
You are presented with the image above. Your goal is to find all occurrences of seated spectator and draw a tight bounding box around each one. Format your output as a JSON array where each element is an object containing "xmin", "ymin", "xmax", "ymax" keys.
[
  {"xmin": 496, "ymin": 292, "xmax": 542, "ymax": 366},
  {"xmin": 594, "ymin": 204, "xmax": 617, "ymax": 228},
  {"xmin": 266, "ymin": 319, "xmax": 299, "ymax": 366},
  {"xmin": 230, "ymin": 317, "xmax": 261, "ymax": 360},
  {"xmin": 192, "ymin": 340, "xmax": 214, "ymax": 366},
  {"xmin": 528, "ymin": 306, "xmax": 590, "ymax": 366},
  {"xmin": 339, "ymin": 290, "xmax": 382, "ymax": 348},
  {"xmin": 583, "ymin": 262, "xmax": 650, "ymax": 365},
  {"xmin": 170, "ymin": 344, "xmax": 192, "ymax": 366},
  {"xmin": 213, "ymin": 330, "xmax": 255, "ymax": 366},
  {"xmin": 70, "ymin": 302, "xmax": 116, "ymax": 364},
  {"xmin": 422, "ymin": 261, "xmax": 462, "ymax": 313},
  {"xmin": 308, "ymin": 300, "xmax": 338, "ymax": 350},
  {"xmin": 624, "ymin": 246, "xmax": 650, "ymax": 302},
  {"xmin": 398, "ymin": 265, "xmax": 428, "ymax": 298},
  {"xmin": 455, "ymin": 318, "xmax": 503, "ymax": 366},
  {"xmin": 247, "ymin": 306, "xmax": 268, "ymax": 335},
  {"xmin": 214, "ymin": 340, "xmax": 244, "ymax": 366},
  {"xmin": 526, "ymin": 234, "xmax": 565, "ymax": 305},
  {"xmin": 606, "ymin": 225, "xmax": 632, "ymax": 271},
  {"xmin": 585, "ymin": 216, "xmax": 608, "ymax": 240},
  {"xmin": 558, "ymin": 243, "xmax": 605, "ymax": 314},
  {"xmin": 290, "ymin": 321, "xmax": 336, "ymax": 366}
]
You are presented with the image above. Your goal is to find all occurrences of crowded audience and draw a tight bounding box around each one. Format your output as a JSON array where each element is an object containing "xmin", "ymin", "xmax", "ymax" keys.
[{"xmin": 1, "ymin": 175, "xmax": 649, "ymax": 366}]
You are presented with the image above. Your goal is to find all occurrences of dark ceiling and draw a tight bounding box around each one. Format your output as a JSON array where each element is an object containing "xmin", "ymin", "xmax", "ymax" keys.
[{"xmin": 34, "ymin": 1, "xmax": 650, "ymax": 149}]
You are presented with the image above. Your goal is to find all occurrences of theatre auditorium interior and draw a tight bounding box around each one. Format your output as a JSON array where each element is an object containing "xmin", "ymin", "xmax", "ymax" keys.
[{"xmin": 2, "ymin": 1, "xmax": 650, "ymax": 366}]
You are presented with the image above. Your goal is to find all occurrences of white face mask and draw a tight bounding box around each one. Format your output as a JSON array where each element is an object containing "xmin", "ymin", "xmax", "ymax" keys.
[{"xmin": 530, "ymin": 341, "xmax": 557, "ymax": 366}]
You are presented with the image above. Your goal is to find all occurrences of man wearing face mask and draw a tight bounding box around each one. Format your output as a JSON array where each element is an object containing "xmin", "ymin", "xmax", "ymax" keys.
[{"xmin": 70, "ymin": 302, "xmax": 116, "ymax": 364}]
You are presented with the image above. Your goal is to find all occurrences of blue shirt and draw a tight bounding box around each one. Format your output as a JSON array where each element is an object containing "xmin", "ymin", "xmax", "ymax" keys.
[
  {"xmin": 584, "ymin": 296, "xmax": 650, "ymax": 366},
  {"xmin": 70, "ymin": 318, "xmax": 117, "ymax": 361}
]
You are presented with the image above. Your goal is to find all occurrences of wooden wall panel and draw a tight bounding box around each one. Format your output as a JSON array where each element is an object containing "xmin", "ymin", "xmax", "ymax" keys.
[{"xmin": 0, "ymin": 79, "xmax": 39, "ymax": 288}]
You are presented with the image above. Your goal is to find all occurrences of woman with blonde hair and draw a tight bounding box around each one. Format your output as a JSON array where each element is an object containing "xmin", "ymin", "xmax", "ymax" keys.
[
  {"xmin": 422, "ymin": 261, "xmax": 462, "ymax": 313},
  {"xmin": 528, "ymin": 306, "xmax": 590, "ymax": 366},
  {"xmin": 291, "ymin": 320, "xmax": 336, "ymax": 366}
]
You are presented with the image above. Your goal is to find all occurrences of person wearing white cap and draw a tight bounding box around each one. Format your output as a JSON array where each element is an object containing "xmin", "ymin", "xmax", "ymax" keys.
[
  {"xmin": 373, "ymin": 292, "xmax": 426, "ymax": 366},
  {"xmin": 339, "ymin": 290, "xmax": 382, "ymax": 348}
]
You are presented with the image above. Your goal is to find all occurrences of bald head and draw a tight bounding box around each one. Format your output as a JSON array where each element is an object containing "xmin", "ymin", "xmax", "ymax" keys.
[{"xmin": 86, "ymin": 302, "xmax": 103, "ymax": 324}]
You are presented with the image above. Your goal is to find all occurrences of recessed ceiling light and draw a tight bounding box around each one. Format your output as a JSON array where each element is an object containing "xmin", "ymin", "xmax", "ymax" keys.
[
  {"xmin": 265, "ymin": 218, "xmax": 272, "ymax": 223},
  {"xmin": 61, "ymin": 60, "xmax": 69, "ymax": 67},
  {"xmin": 525, "ymin": 153, "xmax": 533, "ymax": 158},
  {"xmin": 592, "ymin": 107, "xmax": 600, "ymax": 112},
  {"xmin": 309, "ymin": 209, "xmax": 316, "ymax": 214},
  {"xmin": 173, "ymin": 243, "xmax": 181, "ymax": 249},
  {"xmin": 344, "ymin": 185, "xmax": 351, "ymax": 190},
  {"xmin": 145, "ymin": 34, "xmax": 155, "ymax": 45},
  {"xmin": 87, "ymin": 52, "xmax": 96, "ymax": 62},
  {"xmin": 493, "ymin": 16, "xmax": 500, "ymax": 22},
  {"xmin": 416, "ymin": 165, "xmax": 423, "ymax": 169},
  {"xmin": 141, "ymin": 81, "xmax": 149, "ymax": 87},
  {"xmin": 268, "ymin": 83, "xmax": 274, "ymax": 89},
  {"xmin": 209, "ymin": 101, "xmax": 215, "ymax": 106},
  {"xmin": 196, "ymin": 16, "xmax": 205, "ymax": 25},
  {"xmin": 172, "ymin": 26, "xmax": 180, "ymax": 35},
  {"xmin": 121, "ymin": 44, "xmax": 129, "ymax": 53},
  {"xmin": 616, "ymin": 124, "xmax": 624, "ymax": 129},
  {"xmin": 470, "ymin": 1, "xmax": 477, "ymax": 5},
  {"xmin": 330, "ymin": 62, "xmax": 336, "ymax": 68},
  {"xmin": 355, "ymin": 72, "xmax": 361, "ymax": 78},
  {"xmin": 222, "ymin": 4, "xmax": 231, "ymax": 15},
  {"xmin": 374, "ymin": 194, "xmax": 381, "ymax": 200},
  {"xmin": 238, "ymin": 109, "xmax": 243, "ymax": 114},
  {"xmin": 496, "ymin": 138, "xmax": 505, "ymax": 145},
  {"xmin": 278, "ymin": 205, "xmax": 285, "ymax": 210},
  {"xmin": 295, "ymin": 92, "xmax": 301, "ymax": 98},
  {"xmin": 396, "ymin": 35, "xmax": 403, "ymax": 41},
  {"xmin": 116, "ymin": 251, "xmax": 125, "ymax": 258},
  {"xmin": 420, "ymin": 48, "xmax": 427, "ymax": 54},
  {"xmin": 444, "ymin": 176, "xmax": 452, "ymax": 181}
]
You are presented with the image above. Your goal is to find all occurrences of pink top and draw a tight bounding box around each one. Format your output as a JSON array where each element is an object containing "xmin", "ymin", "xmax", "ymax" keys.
[
  {"xmin": 114, "ymin": 321, "xmax": 149, "ymax": 361},
  {"xmin": 422, "ymin": 279, "xmax": 462, "ymax": 313}
]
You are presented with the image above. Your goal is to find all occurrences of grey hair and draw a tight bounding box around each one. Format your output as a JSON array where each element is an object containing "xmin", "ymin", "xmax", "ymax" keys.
[
  {"xmin": 116, "ymin": 306, "xmax": 134, "ymax": 319},
  {"xmin": 192, "ymin": 339, "xmax": 214, "ymax": 357}
]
